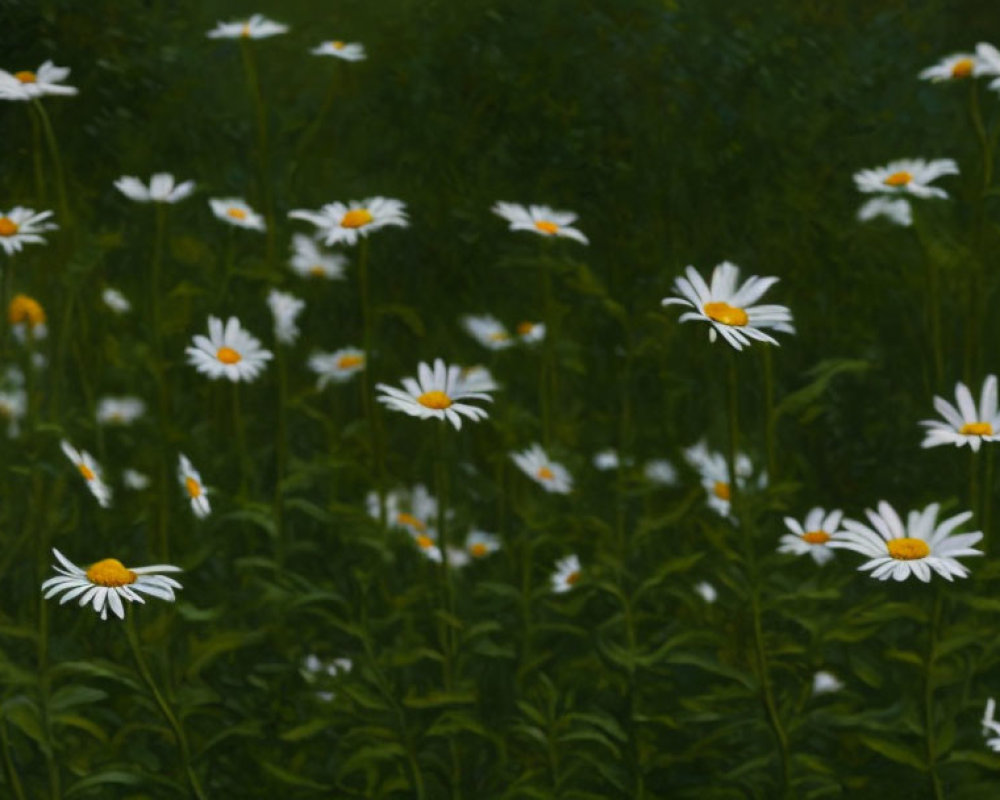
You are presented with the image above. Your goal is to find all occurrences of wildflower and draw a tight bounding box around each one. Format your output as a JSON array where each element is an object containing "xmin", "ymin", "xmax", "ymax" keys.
[
  {"xmin": 517, "ymin": 321, "xmax": 546, "ymax": 344},
  {"xmin": 833, "ymin": 501, "xmax": 983, "ymax": 582},
  {"xmin": 461, "ymin": 314, "xmax": 513, "ymax": 351},
  {"xmin": 311, "ymin": 40, "xmax": 366, "ymax": 61},
  {"xmin": 411, "ymin": 531, "xmax": 443, "ymax": 562},
  {"xmin": 369, "ymin": 484, "xmax": 441, "ymax": 534},
  {"xmin": 123, "ymin": 469, "xmax": 151, "ymax": 491},
  {"xmin": 694, "ymin": 581, "xmax": 717, "ymax": 604},
  {"xmin": 921, "ymin": 376, "xmax": 1000, "ymax": 452},
  {"xmin": 976, "ymin": 43, "xmax": 1000, "ymax": 90},
  {"xmin": 102, "ymin": 287, "xmax": 131, "ymax": 314},
  {"xmin": 267, "ymin": 289, "xmax": 305, "ymax": 345},
  {"xmin": 60, "ymin": 440, "xmax": 111, "ymax": 508},
  {"xmin": 464, "ymin": 530, "xmax": 500, "ymax": 559},
  {"xmin": 511, "ymin": 443, "xmax": 573, "ymax": 494},
  {"xmin": 209, "ymin": 197, "xmax": 266, "ymax": 231},
  {"xmin": 455, "ymin": 365, "xmax": 499, "ymax": 394},
  {"xmin": 853, "ymin": 158, "xmax": 959, "ymax": 200},
  {"xmin": 779, "ymin": 507, "xmax": 843, "ymax": 565},
  {"xmin": 114, "ymin": 173, "xmax": 195, "ymax": 204},
  {"xmin": 812, "ymin": 671, "xmax": 844, "ymax": 696},
  {"xmin": 207, "ymin": 13, "xmax": 288, "ymax": 39},
  {"xmin": 0, "ymin": 61, "xmax": 77, "ymax": 100},
  {"xmin": 289, "ymin": 197, "xmax": 408, "ymax": 246},
  {"xmin": 593, "ymin": 449, "xmax": 621, "ymax": 471},
  {"xmin": 8, "ymin": 294, "xmax": 47, "ymax": 341},
  {"xmin": 41, "ymin": 548, "xmax": 182, "ymax": 621},
  {"xmin": 662, "ymin": 262, "xmax": 794, "ymax": 350},
  {"xmin": 683, "ymin": 441, "xmax": 762, "ymax": 517},
  {"xmin": 643, "ymin": 459, "xmax": 678, "ymax": 487},
  {"xmin": 301, "ymin": 654, "xmax": 352, "ymax": 702},
  {"xmin": 376, "ymin": 358, "xmax": 493, "ymax": 430},
  {"xmin": 0, "ymin": 207, "xmax": 57, "ymax": 255},
  {"xmin": 288, "ymin": 234, "xmax": 347, "ymax": 280},
  {"xmin": 186, "ymin": 316, "xmax": 273, "ymax": 382},
  {"xmin": 0, "ymin": 386, "xmax": 26, "ymax": 437},
  {"xmin": 308, "ymin": 348, "xmax": 364, "ymax": 388},
  {"xmin": 983, "ymin": 698, "xmax": 1000, "ymax": 752},
  {"xmin": 96, "ymin": 396, "xmax": 145, "ymax": 426},
  {"xmin": 857, "ymin": 196, "xmax": 912, "ymax": 227},
  {"xmin": 551, "ymin": 555, "xmax": 581, "ymax": 593},
  {"xmin": 178, "ymin": 454, "xmax": 210, "ymax": 519},
  {"xmin": 919, "ymin": 52, "xmax": 981, "ymax": 82},
  {"xmin": 492, "ymin": 202, "xmax": 589, "ymax": 245}
]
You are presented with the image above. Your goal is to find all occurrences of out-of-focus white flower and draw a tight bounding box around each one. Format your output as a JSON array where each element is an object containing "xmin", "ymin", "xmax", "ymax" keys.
[
  {"xmin": 288, "ymin": 234, "xmax": 347, "ymax": 280},
  {"xmin": 178, "ymin": 454, "xmax": 211, "ymax": 519},
  {"xmin": 9, "ymin": 294, "xmax": 47, "ymax": 341},
  {"xmin": 461, "ymin": 314, "xmax": 513, "ymax": 350},
  {"xmin": 464, "ymin": 530, "xmax": 500, "ymax": 559},
  {"xmin": 0, "ymin": 386, "xmax": 26, "ymax": 437},
  {"xmin": 511, "ymin": 444, "xmax": 573, "ymax": 494},
  {"xmin": 207, "ymin": 14, "xmax": 288, "ymax": 40},
  {"xmin": 779, "ymin": 508, "xmax": 843, "ymax": 565},
  {"xmin": 455, "ymin": 366, "xmax": 499, "ymax": 395},
  {"xmin": 983, "ymin": 697, "xmax": 1000, "ymax": 751},
  {"xmin": 812, "ymin": 671, "xmax": 844, "ymax": 696},
  {"xmin": 301, "ymin": 654, "xmax": 352, "ymax": 701},
  {"xmin": 209, "ymin": 197, "xmax": 266, "ymax": 231},
  {"xmin": 102, "ymin": 287, "xmax": 131, "ymax": 314},
  {"xmin": 593, "ymin": 449, "xmax": 621, "ymax": 471},
  {"xmin": 857, "ymin": 196, "xmax": 912, "ymax": 227},
  {"xmin": 311, "ymin": 41, "xmax": 366, "ymax": 61},
  {"xmin": 683, "ymin": 440, "xmax": 764, "ymax": 517},
  {"xmin": 919, "ymin": 53, "xmax": 981, "ymax": 82},
  {"xmin": 853, "ymin": 159, "xmax": 959, "ymax": 199},
  {"xmin": 308, "ymin": 348, "xmax": 364, "ymax": 388},
  {"xmin": 643, "ymin": 459, "xmax": 678, "ymax": 486},
  {"xmin": 492, "ymin": 202, "xmax": 589, "ymax": 245},
  {"xmin": 516, "ymin": 321, "xmax": 545, "ymax": 344},
  {"xmin": 551, "ymin": 555, "xmax": 581, "ymax": 593},
  {"xmin": 0, "ymin": 61, "xmax": 77, "ymax": 100},
  {"xmin": 0, "ymin": 208, "xmax": 57, "ymax": 255},
  {"xmin": 123, "ymin": 469, "xmax": 151, "ymax": 491},
  {"xmin": 96, "ymin": 396, "xmax": 145, "ymax": 426},
  {"xmin": 60, "ymin": 440, "xmax": 112, "ymax": 508},
  {"xmin": 694, "ymin": 581, "xmax": 717, "ymax": 604},
  {"xmin": 114, "ymin": 173, "xmax": 195, "ymax": 204},
  {"xmin": 289, "ymin": 197, "xmax": 408, "ymax": 246},
  {"xmin": 267, "ymin": 289, "xmax": 305, "ymax": 345}
]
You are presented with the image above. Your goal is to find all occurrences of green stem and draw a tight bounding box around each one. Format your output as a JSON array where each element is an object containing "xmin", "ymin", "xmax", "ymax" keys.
[
  {"xmin": 762, "ymin": 346, "xmax": 777, "ymax": 480},
  {"xmin": 29, "ymin": 106, "xmax": 46, "ymax": 205},
  {"xmin": 357, "ymin": 239, "xmax": 385, "ymax": 526},
  {"xmin": 150, "ymin": 206, "xmax": 167, "ymax": 358},
  {"xmin": 912, "ymin": 210, "xmax": 944, "ymax": 389},
  {"xmin": 984, "ymin": 448, "xmax": 995, "ymax": 556},
  {"xmin": 240, "ymin": 41, "xmax": 275, "ymax": 267},
  {"xmin": 539, "ymin": 259, "xmax": 555, "ymax": 447},
  {"xmin": 274, "ymin": 345, "xmax": 288, "ymax": 565},
  {"xmin": 232, "ymin": 384, "xmax": 250, "ymax": 496},
  {"xmin": 0, "ymin": 715, "xmax": 27, "ymax": 800},
  {"xmin": 970, "ymin": 448, "xmax": 981, "ymax": 531},
  {"xmin": 925, "ymin": 590, "xmax": 945, "ymax": 800},
  {"xmin": 31, "ymin": 100, "xmax": 69, "ymax": 226}
]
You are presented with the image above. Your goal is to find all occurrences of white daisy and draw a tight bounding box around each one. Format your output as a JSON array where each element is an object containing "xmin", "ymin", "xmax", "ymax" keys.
[
  {"xmin": 464, "ymin": 530, "xmax": 500, "ymax": 559},
  {"xmin": 123, "ymin": 469, "xmax": 151, "ymax": 491},
  {"xmin": 551, "ymin": 555, "xmax": 581, "ymax": 593},
  {"xmin": 267, "ymin": 289, "xmax": 305, "ymax": 345},
  {"xmin": 694, "ymin": 581, "xmax": 717, "ymax": 604},
  {"xmin": 96, "ymin": 396, "xmax": 146, "ymax": 426},
  {"xmin": 832, "ymin": 501, "xmax": 983, "ymax": 582},
  {"xmin": 921, "ymin": 376, "xmax": 1000, "ymax": 452},
  {"xmin": 0, "ymin": 61, "xmax": 77, "ymax": 100},
  {"xmin": 8, "ymin": 294, "xmax": 47, "ymax": 341},
  {"xmin": 311, "ymin": 41, "xmax": 366, "ymax": 61},
  {"xmin": 102, "ymin": 287, "xmax": 131, "ymax": 314},
  {"xmin": 857, "ymin": 196, "xmax": 913, "ymax": 227},
  {"xmin": 60, "ymin": 440, "xmax": 111, "ymax": 508},
  {"xmin": 178, "ymin": 454, "xmax": 210, "ymax": 519},
  {"xmin": 683, "ymin": 440, "xmax": 761, "ymax": 517},
  {"xmin": 302, "ymin": 654, "xmax": 352, "ymax": 702},
  {"xmin": 983, "ymin": 697, "xmax": 1000, "ymax": 752},
  {"xmin": 511, "ymin": 443, "xmax": 573, "ymax": 494},
  {"xmin": 0, "ymin": 207, "xmax": 57, "ymax": 255},
  {"xmin": 454, "ymin": 365, "xmax": 499, "ymax": 394},
  {"xmin": 643, "ymin": 459, "xmax": 678, "ymax": 487},
  {"xmin": 919, "ymin": 53, "xmax": 981, "ymax": 82},
  {"xmin": 492, "ymin": 202, "xmax": 589, "ymax": 245},
  {"xmin": 593, "ymin": 449, "xmax": 621, "ymax": 471},
  {"xmin": 662, "ymin": 262, "xmax": 794, "ymax": 350},
  {"xmin": 376, "ymin": 358, "xmax": 493, "ymax": 431},
  {"xmin": 114, "ymin": 173, "xmax": 195, "ymax": 204},
  {"xmin": 185, "ymin": 316, "xmax": 273, "ymax": 382},
  {"xmin": 516, "ymin": 321, "xmax": 546, "ymax": 344},
  {"xmin": 308, "ymin": 348, "xmax": 365, "ymax": 388},
  {"xmin": 41, "ymin": 548, "xmax": 182, "ymax": 621},
  {"xmin": 812, "ymin": 671, "xmax": 844, "ymax": 696},
  {"xmin": 976, "ymin": 43, "xmax": 1000, "ymax": 90},
  {"xmin": 289, "ymin": 197, "xmax": 408, "ymax": 246},
  {"xmin": 461, "ymin": 314, "xmax": 513, "ymax": 351},
  {"xmin": 367, "ymin": 484, "xmax": 448, "ymax": 536},
  {"xmin": 0, "ymin": 387, "xmax": 26, "ymax": 437},
  {"xmin": 411, "ymin": 531, "xmax": 442, "ymax": 562},
  {"xmin": 779, "ymin": 507, "xmax": 843, "ymax": 565},
  {"xmin": 853, "ymin": 158, "xmax": 959, "ymax": 199},
  {"xmin": 209, "ymin": 197, "xmax": 266, "ymax": 231},
  {"xmin": 207, "ymin": 14, "xmax": 288, "ymax": 40},
  {"xmin": 288, "ymin": 234, "xmax": 347, "ymax": 280}
]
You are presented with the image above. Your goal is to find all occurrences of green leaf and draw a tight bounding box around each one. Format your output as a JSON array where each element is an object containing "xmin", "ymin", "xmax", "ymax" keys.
[
  {"xmin": 858, "ymin": 735, "xmax": 927, "ymax": 771},
  {"xmin": 64, "ymin": 770, "xmax": 145, "ymax": 797},
  {"xmin": 49, "ymin": 685, "xmax": 107, "ymax": 713},
  {"xmin": 261, "ymin": 761, "xmax": 332, "ymax": 790},
  {"xmin": 280, "ymin": 718, "xmax": 331, "ymax": 742}
]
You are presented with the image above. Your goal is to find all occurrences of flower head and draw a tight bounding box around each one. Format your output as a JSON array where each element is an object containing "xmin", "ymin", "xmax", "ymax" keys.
[
  {"xmin": 178, "ymin": 454, "xmax": 210, "ymax": 518},
  {"xmin": 301, "ymin": 654, "xmax": 352, "ymax": 701},
  {"xmin": 517, "ymin": 321, "xmax": 546, "ymax": 344},
  {"xmin": 511, "ymin": 443, "xmax": 573, "ymax": 494},
  {"xmin": 983, "ymin": 697, "xmax": 1000, "ymax": 752},
  {"xmin": 0, "ymin": 207, "xmax": 57, "ymax": 255},
  {"xmin": 376, "ymin": 358, "xmax": 493, "ymax": 430},
  {"xmin": 368, "ymin": 485, "xmax": 448, "ymax": 542},
  {"xmin": 96, "ymin": 396, "xmax": 145, "ymax": 426},
  {"xmin": 455, "ymin": 365, "xmax": 499, "ymax": 394},
  {"xmin": 857, "ymin": 196, "xmax": 912, "ymax": 227},
  {"xmin": 308, "ymin": 348, "xmax": 365, "ymax": 388},
  {"xmin": 919, "ymin": 53, "xmax": 981, "ymax": 82},
  {"xmin": 9, "ymin": 294, "xmax": 47, "ymax": 341},
  {"xmin": 812, "ymin": 671, "xmax": 844, "ymax": 696},
  {"xmin": 288, "ymin": 234, "xmax": 347, "ymax": 280},
  {"xmin": 461, "ymin": 314, "xmax": 513, "ymax": 351},
  {"xmin": 123, "ymin": 469, "xmax": 150, "ymax": 491},
  {"xmin": 779, "ymin": 507, "xmax": 843, "ymax": 565},
  {"xmin": 643, "ymin": 459, "xmax": 678, "ymax": 487},
  {"xmin": 683, "ymin": 440, "xmax": 763, "ymax": 517},
  {"xmin": 976, "ymin": 43, "xmax": 1000, "ymax": 91},
  {"xmin": 464, "ymin": 530, "xmax": 500, "ymax": 560},
  {"xmin": 209, "ymin": 197, "xmax": 266, "ymax": 231},
  {"xmin": 921, "ymin": 376, "xmax": 1000, "ymax": 452},
  {"xmin": 694, "ymin": 581, "xmax": 717, "ymax": 604},
  {"xmin": 289, "ymin": 197, "xmax": 408, "ymax": 246},
  {"xmin": 311, "ymin": 40, "xmax": 366, "ymax": 61},
  {"xmin": 593, "ymin": 449, "xmax": 622, "ymax": 471},
  {"xmin": 114, "ymin": 173, "xmax": 195, "ymax": 204},
  {"xmin": 60, "ymin": 440, "xmax": 112, "ymax": 507},
  {"xmin": 0, "ymin": 61, "xmax": 77, "ymax": 100},
  {"xmin": 186, "ymin": 316, "xmax": 273, "ymax": 382},
  {"xmin": 0, "ymin": 385, "xmax": 26, "ymax": 438},
  {"xmin": 853, "ymin": 159, "xmax": 959, "ymax": 199},
  {"xmin": 492, "ymin": 202, "xmax": 588, "ymax": 245},
  {"xmin": 102, "ymin": 287, "xmax": 131, "ymax": 314},
  {"xmin": 551, "ymin": 555, "xmax": 581, "ymax": 593},
  {"xmin": 267, "ymin": 289, "xmax": 305, "ymax": 345},
  {"xmin": 207, "ymin": 14, "xmax": 288, "ymax": 39},
  {"xmin": 41, "ymin": 548, "xmax": 182, "ymax": 621}
]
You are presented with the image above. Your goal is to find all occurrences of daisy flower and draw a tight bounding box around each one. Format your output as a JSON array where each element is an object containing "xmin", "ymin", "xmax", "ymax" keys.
[
  {"xmin": 267, "ymin": 289, "xmax": 305, "ymax": 345},
  {"xmin": 461, "ymin": 314, "xmax": 513, "ymax": 350},
  {"xmin": 123, "ymin": 469, "xmax": 151, "ymax": 491},
  {"xmin": 308, "ymin": 348, "xmax": 365, "ymax": 388},
  {"xmin": 833, "ymin": 501, "xmax": 983, "ymax": 582},
  {"xmin": 102, "ymin": 287, "xmax": 131, "ymax": 314},
  {"xmin": 593, "ymin": 449, "xmax": 621, "ymax": 471},
  {"xmin": 662, "ymin": 262, "xmax": 794, "ymax": 350},
  {"xmin": 551, "ymin": 555, "xmax": 581, "ymax": 593},
  {"xmin": 0, "ymin": 207, "xmax": 57, "ymax": 255},
  {"xmin": 8, "ymin": 294, "xmax": 47, "ymax": 341},
  {"xmin": 186, "ymin": 316, "xmax": 273, "ymax": 382},
  {"xmin": 178, "ymin": 454, "xmax": 210, "ymax": 519},
  {"xmin": 976, "ymin": 43, "xmax": 1000, "ymax": 89},
  {"xmin": 288, "ymin": 234, "xmax": 347, "ymax": 280},
  {"xmin": 812, "ymin": 671, "xmax": 844, "ymax": 696},
  {"xmin": 376, "ymin": 358, "xmax": 493, "ymax": 430},
  {"xmin": 643, "ymin": 459, "xmax": 678, "ymax": 487},
  {"xmin": 492, "ymin": 202, "xmax": 589, "ymax": 245},
  {"xmin": 289, "ymin": 197, "xmax": 408, "ymax": 246},
  {"xmin": 516, "ymin": 321, "xmax": 545, "ymax": 344},
  {"xmin": 207, "ymin": 14, "xmax": 288, "ymax": 39},
  {"xmin": 857, "ymin": 196, "xmax": 912, "ymax": 227},
  {"xmin": 779, "ymin": 507, "xmax": 844, "ymax": 565},
  {"xmin": 455, "ymin": 365, "xmax": 499, "ymax": 394},
  {"xmin": 511, "ymin": 443, "xmax": 573, "ymax": 494},
  {"xmin": 311, "ymin": 40, "xmax": 366, "ymax": 61},
  {"xmin": 464, "ymin": 530, "xmax": 501, "ymax": 559},
  {"xmin": 919, "ymin": 53, "xmax": 981, "ymax": 82},
  {"xmin": 60, "ymin": 440, "xmax": 111, "ymax": 508},
  {"xmin": 411, "ymin": 531, "xmax": 442, "ymax": 562},
  {"xmin": 114, "ymin": 173, "xmax": 195, "ymax": 204},
  {"xmin": 302, "ymin": 654, "xmax": 352, "ymax": 702},
  {"xmin": 96, "ymin": 396, "xmax": 146, "ymax": 426},
  {"xmin": 694, "ymin": 581, "xmax": 717, "ymax": 604},
  {"xmin": 0, "ymin": 387, "xmax": 26, "ymax": 437},
  {"xmin": 683, "ymin": 440, "xmax": 761, "ymax": 517},
  {"xmin": 0, "ymin": 61, "xmax": 77, "ymax": 100},
  {"xmin": 920, "ymin": 376, "xmax": 1000, "ymax": 452},
  {"xmin": 41, "ymin": 548, "xmax": 182, "ymax": 621},
  {"xmin": 209, "ymin": 197, "xmax": 266, "ymax": 231},
  {"xmin": 853, "ymin": 158, "xmax": 959, "ymax": 199},
  {"xmin": 983, "ymin": 698, "xmax": 1000, "ymax": 752},
  {"xmin": 369, "ymin": 484, "xmax": 441, "ymax": 535}
]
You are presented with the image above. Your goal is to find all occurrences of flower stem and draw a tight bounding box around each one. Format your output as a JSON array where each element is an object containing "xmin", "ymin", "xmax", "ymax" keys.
[
  {"xmin": 984, "ymin": 448, "xmax": 995, "ymax": 556},
  {"xmin": 31, "ymin": 100, "xmax": 70, "ymax": 227},
  {"xmin": 232, "ymin": 383, "xmax": 250, "ymax": 496},
  {"xmin": 924, "ymin": 589, "xmax": 945, "ymax": 800},
  {"xmin": 357, "ymin": 239, "xmax": 386, "ymax": 527},
  {"xmin": 762, "ymin": 345, "xmax": 777, "ymax": 480},
  {"xmin": 150, "ymin": 205, "xmax": 167, "ymax": 358},
  {"xmin": 239, "ymin": 41, "xmax": 276, "ymax": 268},
  {"xmin": 28, "ymin": 106, "xmax": 46, "ymax": 206},
  {"xmin": 539, "ymin": 257, "xmax": 555, "ymax": 447},
  {"xmin": 274, "ymin": 345, "xmax": 289, "ymax": 565},
  {"xmin": 0, "ymin": 715, "xmax": 27, "ymax": 800}
]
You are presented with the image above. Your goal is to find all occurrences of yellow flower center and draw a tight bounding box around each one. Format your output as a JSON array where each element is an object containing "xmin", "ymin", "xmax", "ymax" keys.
[
  {"xmin": 417, "ymin": 390, "xmax": 452, "ymax": 410},
  {"xmin": 8, "ymin": 294, "xmax": 45, "ymax": 326},
  {"xmin": 884, "ymin": 171, "xmax": 913, "ymax": 187},
  {"xmin": 469, "ymin": 542, "xmax": 489, "ymax": 557},
  {"xmin": 241, "ymin": 23, "xmax": 252, "ymax": 37},
  {"xmin": 78, "ymin": 463, "xmax": 96, "ymax": 481},
  {"xmin": 887, "ymin": 537, "xmax": 930, "ymax": 560},
  {"xmin": 331, "ymin": 41, "xmax": 346, "ymax": 50},
  {"xmin": 86, "ymin": 558, "xmax": 137, "ymax": 587},
  {"xmin": 565, "ymin": 571, "xmax": 580, "ymax": 585},
  {"xmin": 802, "ymin": 530, "xmax": 831, "ymax": 545},
  {"xmin": 341, "ymin": 209, "xmax": 373, "ymax": 229},
  {"xmin": 516, "ymin": 321, "xmax": 536, "ymax": 336},
  {"xmin": 337, "ymin": 354, "xmax": 364, "ymax": 370},
  {"xmin": 185, "ymin": 477, "xmax": 202, "ymax": 498},
  {"xmin": 534, "ymin": 220, "xmax": 559, "ymax": 235},
  {"xmin": 415, "ymin": 534, "xmax": 435, "ymax": 550},
  {"xmin": 537, "ymin": 466, "xmax": 555, "ymax": 481},
  {"xmin": 703, "ymin": 302, "xmax": 748, "ymax": 327},
  {"xmin": 488, "ymin": 331, "xmax": 510, "ymax": 342},
  {"xmin": 951, "ymin": 58, "xmax": 974, "ymax": 78},
  {"xmin": 227, "ymin": 207, "xmax": 248, "ymax": 220},
  {"xmin": 216, "ymin": 346, "xmax": 242, "ymax": 364},
  {"xmin": 712, "ymin": 481, "xmax": 731, "ymax": 501},
  {"xmin": 397, "ymin": 512, "xmax": 425, "ymax": 532},
  {"xmin": 0, "ymin": 217, "xmax": 20, "ymax": 237},
  {"xmin": 14, "ymin": 71, "xmax": 36, "ymax": 84},
  {"xmin": 309, "ymin": 265, "xmax": 327, "ymax": 277},
  {"xmin": 960, "ymin": 421, "xmax": 993, "ymax": 436}
]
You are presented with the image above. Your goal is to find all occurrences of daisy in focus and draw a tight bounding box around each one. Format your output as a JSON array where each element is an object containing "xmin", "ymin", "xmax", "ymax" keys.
[
  {"xmin": 102, "ymin": 287, "xmax": 131, "ymax": 314},
  {"xmin": 857, "ymin": 196, "xmax": 912, "ymax": 227},
  {"xmin": 41, "ymin": 548, "xmax": 182, "ymax": 621},
  {"xmin": 833, "ymin": 501, "xmax": 982, "ymax": 582},
  {"xmin": 0, "ymin": 207, "xmax": 57, "ymax": 255},
  {"xmin": 0, "ymin": 61, "xmax": 77, "ymax": 100},
  {"xmin": 511, "ymin": 443, "xmax": 573, "ymax": 494},
  {"xmin": 186, "ymin": 316, "xmax": 273, "ymax": 382},
  {"xmin": 779, "ymin": 507, "xmax": 844, "ymax": 565},
  {"xmin": 209, "ymin": 197, "xmax": 266, "ymax": 231},
  {"xmin": 178, "ymin": 454, "xmax": 210, "ymax": 519},
  {"xmin": 661, "ymin": 262, "xmax": 794, "ymax": 350},
  {"xmin": 920, "ymin": 376, "xmax": 1000, "ymax": 452},
  {"xmin": 288, "ymin": 234, "xmax": 347, "ymax": 280},
  {"xmin": 551, "ymin": 555, "xmax": 581, "ymax": 593},
  {"xmin": 61, "ymin": 440, "xmax": 112, "ymax": 508},
  {"xmin": 289, "ymin": 197, "xmax": 408, "ymax": 246},
  {"xmin": 376, "ymin": 358, "xmax": 494, "ymax": 430},
  {"xmin": 267, "ymin": 290, "xmax": 305, "ymax": 345},
  {"xmin": 308, "ymin": 348, "xmax": 365, "ymax": 388},
  {"xmin": 919, "ymin": 52, "xmax": 981, "ymax": 81},
  {"xmin": 9, "ymin": 294, "xmax": 47, "ymax": 341},
  {"xmin": 983, "ymin": 698, "xmax": 1000, "ymax": 752},
  {"xmin": 853, "ymin": 158, "xmax": 959, "ymax": 199},
  {"xmin": 114, "ymin": 173, "xmax": 195, "ymax": 204},
  {"xmin": 492, "ymin": 202, "xmax": 589, "ymax": 245},
  {"xmin": 207, "ymin": 13, "xmax": 288, "ymax": 39},
  {"xmin": 461, "ymin": 314, "xmax": 513, "ymax": 350},
  {"xmin": 311, "ymin": 40, "xmax": 366, "ymax": 61},
  {"xmin": 96, "ymin": 396, "xmax": 145, "ymax": 426},
  {"xmin": 683, "ymin": 440, "xmax": 762, "ymax": 517}
]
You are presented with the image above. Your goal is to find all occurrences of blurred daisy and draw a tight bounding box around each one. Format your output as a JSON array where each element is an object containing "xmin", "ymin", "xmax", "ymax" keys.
[
  {"xmin": 517, "ymin": 321, "xmax": 545, "ymax": 344},
  {"xmin": 0, "ymin": 387, "xmax": 26, "ymax": 437},
  {"xmin": 209, "ymin": 197, "xmax": 266, "ymax": 231},
  {"xmin": 833, "ymin": 501, "xmax": 983, "ymax": 582},
  {"xmin": 267, "ymin": 289, "xmax": 305, "ymax": 345},
  {"xmin": 857, "ymin": 196, "xmax": 912, "ymax": 227},
  {"xmin": 102, "ymin": 287, "xmax": 131, "ymax": 314},
  {"xmin": 308, "ymin": 348, "xmax": 365, "ymax": 388},
  {"xmin": 551, "ymin": 555, "xmax": 581, "ymax": 593},
  {"xmin": 96, "ymin": 396, "xmax": 145, "ymax": 426},
  {"xmin": 853, "ymin": 158, "xmax": 959, "ymax": 199},
  {"xmin": 921, "ymin": 376, "xmax": 1000, "ymax": 452},
  {"xmin": 123, "ymin": 469, "xmax": 151, "ymax": 491},
  {"xmin": 464, "ymin": 530, "xmax": 500, "ymax": 559},
  {"xmin": 41, "ymin": 548, "xmax": 182, "ymax": 621},
  {"xmin": 976, "ymin": 43, "xmax": 1000, "ymax": 89},
  {"xmin": 178, "ymin": 454, "xmax": 210, "ymax": 519},
  {"xmin": 511, "ymin": 443, "xmax": 573, "ymax": 494},
  {"xmin": 779, "ymin": 507, "xmax": 843, "ymax": 565},
  {"xmin": 0, "ymin": 61, "xmax": 77, "ymax": 100},
  {"xmin": 207, "ymin": 14, "xmax": 288, "ymax": 39},
  {"xmin": 643, "ymin": 459, "xmax": 678, "ymax": 487},
  {"xmin": 186, "ymin": 316, "xmax": 273, "ymax": 382},
  {"xmin": 61, "ymin": 440, "xmax": 111, "ymax": 508},
  {"xmin": 312, "ymin": 40, "xmax": 366, "ymax": 61},
  {"xmin": 662, "ymin": 262, "xmax": 794, "ymax": 350},
  {"xmin": 593, "ymin": 449, "xmax": 621, "ymax": 471},
  {"xmin": 289, "ymin": 197, "xmax": 408, "ymax": 246},
  {"xmin": 0, "ymin": 207, "xmax": 57, "ymax": 255},
  {"xmin": 919, "ymin": 53, "xmax": 980, "ymax": 82},
  {"xmin": 288, "ymin": 234, "xmax": 347, "ymax": 280},
  {"xmin": 683, "ymin": 440, "xmax": 761, "ymax": 517},
  {"xmin": 447, "ymin": 547, "xmax": 471, "ymax": 569},
  {"xmin": 461, "ymin": 314, "xmax": 513, "ymax": 350},
  {"xmin": 376, "ymin": 358, "xmax": 493, "ymax": 430},
  {"xmin": 983, "ymin": 698, "xmax": 1000, "ymax": 752},
  {"xmin": 455, "ymin": 365, "xmax": 499, "ymax": 394},
  {"xmin": 492, "ymin": 202, "xmax": 589, "ymax": 245},
  {"xmin": 8, "ymin": 294, "xmax": 47, "ymax": 341},
  {"xmin": 369, "ymin": 484, "xmax": 441, "ymax": 535},
  {"xmin": 301, "ymin": 654, "xmax": 352, "ymax": 702},
  {"xmin": 411, "ymin": 531, "xmax": 442, "ymax": 562},
  {"xmin": 812, "ymin": 671, "xmax": 844, "ymax": 696},
  {"xmin": 694, "ymin": 581, "xmax": 717, "ymax": 604},
  {"xmin": 114, "ymin": 173, "xmax": 195, "ymax": 204}
]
